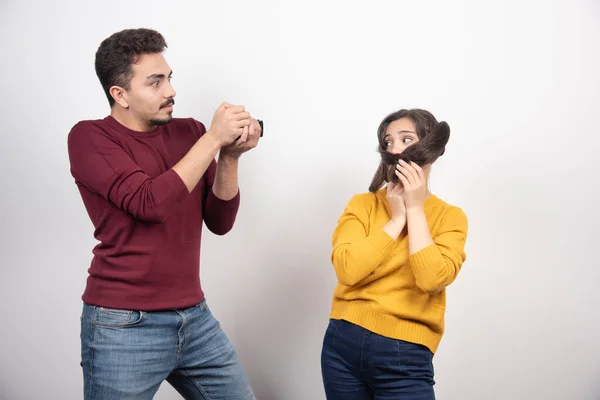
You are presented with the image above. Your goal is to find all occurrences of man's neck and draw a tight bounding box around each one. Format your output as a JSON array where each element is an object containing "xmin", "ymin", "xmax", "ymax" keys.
[{"xmin": 110, "ymin": 108, "xmax": 155, "ymax": 132}]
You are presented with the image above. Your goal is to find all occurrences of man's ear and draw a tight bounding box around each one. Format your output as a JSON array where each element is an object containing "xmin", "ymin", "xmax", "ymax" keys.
[{"xmin": 109, "ymin": 86, "xmax": 129, "ymax": 109}]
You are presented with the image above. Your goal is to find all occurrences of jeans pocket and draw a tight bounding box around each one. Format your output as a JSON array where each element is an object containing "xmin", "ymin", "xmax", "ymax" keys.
[
  {"xmin": 323, "ymin": 319, "xmax": 340, "ymax": 350},
  {"xmin": 397, "ymin": 339, "xmax": 435, "ymax": 380},
  {"xmin": 93, "ymin": 306, "xmax": 144, "ymax": 328}
]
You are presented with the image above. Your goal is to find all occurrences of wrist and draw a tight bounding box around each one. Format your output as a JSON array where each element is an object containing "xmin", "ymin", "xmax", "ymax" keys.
[
  {"xmin": 205, "ymin": 129, "xmax": 224, "ymax": 147},
  {"xmin": 218, "ymin": 152, "xmax": 240, "ymax": 163},
  {"xmin": 196, "ymin": 130, "xmax": 221, "ymax": 158},
  {"xmin": 406, "ymin": 205, "xmax": 425, "ymax": 215},
  {"xmin": 389, "ymin": 215, "xmax": 407, "ymax": 225}
]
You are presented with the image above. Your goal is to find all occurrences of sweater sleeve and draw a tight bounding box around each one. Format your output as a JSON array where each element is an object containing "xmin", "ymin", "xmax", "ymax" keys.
[
  {"xmin": 409, "ymin": 206, "xmax": 468, "ymax": 294},
  {"xmin": 202, "ymin": 159, "xmax": 240, "ymax": 235},
  {"xmin": 67, "ymin": 122, "xmax": 189, "ymax": 223},
  {"xmin": 330, "ymin": 194, "xmax": 396, "ymax": 287},
  {"xmin": 188, "ymin": 118, "xmax": 240, "ymax": 235}
]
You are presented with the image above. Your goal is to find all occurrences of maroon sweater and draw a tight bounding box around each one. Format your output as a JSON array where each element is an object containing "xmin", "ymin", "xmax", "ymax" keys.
[{"xmin": 67, "ymin": 115, "xmax": 240, "ymax": 310}]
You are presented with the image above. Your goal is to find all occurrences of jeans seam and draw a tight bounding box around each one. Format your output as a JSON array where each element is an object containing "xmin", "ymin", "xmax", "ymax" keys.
[
  {"xmin": 331, "ymin": 319, "xmax": 338, "ymax": 351},
  {"xmin": 396, "ymin": 340, "xmax": 401, "ymax": 371},
  {"xmin": 361, "ymin": 330, "xmax": 369, "ymax": 372},
  {"xmin": 183, "ymin": 311, "xmax": 191, "ymax": 351},
  {"xmin": 87, "ymin": 309, "xmax": 96, "ymax": 399},
  {"xmin": 175, "ymin": 310, "xmax": 190, "ymax": 355}
]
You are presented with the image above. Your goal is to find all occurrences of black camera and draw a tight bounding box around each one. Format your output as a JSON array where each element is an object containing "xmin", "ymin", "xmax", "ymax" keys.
[{"xmin": 234, "ymin": 119, "xmax": 263, "ymax": 141}]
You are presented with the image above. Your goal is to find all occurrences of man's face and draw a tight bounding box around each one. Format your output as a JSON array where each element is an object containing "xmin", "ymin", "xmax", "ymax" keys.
[{"xmin": 124, "ymin": 52, "xmax": 176, "ymax": 128}]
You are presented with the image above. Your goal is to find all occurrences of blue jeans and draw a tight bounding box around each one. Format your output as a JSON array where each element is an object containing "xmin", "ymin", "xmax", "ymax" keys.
[
  {"xmin": 80, "ymin": 299, "xmax": 255, "ymax": 399},
  {"xmin": 321, "ymin": 319, "xmax": 435, "ymax": 400}
]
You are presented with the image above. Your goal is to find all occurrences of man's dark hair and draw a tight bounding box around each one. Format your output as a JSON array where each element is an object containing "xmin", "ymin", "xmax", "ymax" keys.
[{"xmin": 95, "ymin": 28, "xmax": 167, "ymax": 107}]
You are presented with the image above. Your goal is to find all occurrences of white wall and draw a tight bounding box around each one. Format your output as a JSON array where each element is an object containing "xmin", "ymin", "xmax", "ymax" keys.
[{"xmin": 1, "ymin": 0, "xmax": 599, "ymax": 399}]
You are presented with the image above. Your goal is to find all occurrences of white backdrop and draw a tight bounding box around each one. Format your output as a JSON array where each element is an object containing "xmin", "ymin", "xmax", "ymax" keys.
[{"xmin": 1, "ymin": 0, "xmax": 599, "ymax": 399}]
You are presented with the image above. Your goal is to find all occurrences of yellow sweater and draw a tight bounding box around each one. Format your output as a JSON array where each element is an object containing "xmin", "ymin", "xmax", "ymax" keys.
[{"xmin": 328, "ymin": 188, "xmax": 468, "ymax": 354}]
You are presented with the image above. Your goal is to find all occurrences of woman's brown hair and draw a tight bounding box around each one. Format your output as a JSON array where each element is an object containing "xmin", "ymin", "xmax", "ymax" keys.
[{"xmin": 369, "ymin": 109, "xmax": 450, "ymax": 192}]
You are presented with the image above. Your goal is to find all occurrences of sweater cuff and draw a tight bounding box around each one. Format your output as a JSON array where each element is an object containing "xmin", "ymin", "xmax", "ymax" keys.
[
  {"xmin": 370, "ymin": 229, "xmax": 396, "ymax": 256},
  {"xmin": 409, "ymin": 244, "xmax": 440, "ymax": 272},
  {"xmin": 207, "ymin": 187, "xmax": 240, "ymax": 209},
  {"xmin": 164, "ymin": 169, "xmax": 190, "ymax": 202}
]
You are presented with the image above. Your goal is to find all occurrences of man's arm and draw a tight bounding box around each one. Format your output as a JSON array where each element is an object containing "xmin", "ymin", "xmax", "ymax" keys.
[
  {"xmin": 67, "ymin": 122, "xmax": 219, "ymax": 223},
  {"xmin": 202, "ymin": 117, "xmax": 261, "ymax": 235},
  {"xmin": 212, "ymin": 116, "xmax": 261, "ymax": 200},
  {"xmin": 185, "ymin": 102, "xmax": 252, "ymax": 195},
  {"xmin": 211, "ymin": 115, "xmax": 261, "ymax": 198},
  {"xmin": 68, "ymin": 103, "xmax": 249, "ymax": 223},
  {"xmin": 211, "ymin": 154, "xmax": 240, "ymax": 201},
  {"xmin": 202, "ymin": 157, "xmax": 241, "ymax": 236},
  {"xmin": 172, "ymin": 134, "xmax": 222, "ymax": 193}
]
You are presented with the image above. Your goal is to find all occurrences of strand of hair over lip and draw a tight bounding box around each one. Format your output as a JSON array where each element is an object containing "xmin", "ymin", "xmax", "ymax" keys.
[{"xmin": 378, "ymin": 121, "xmax": 451, "ymax": 184}]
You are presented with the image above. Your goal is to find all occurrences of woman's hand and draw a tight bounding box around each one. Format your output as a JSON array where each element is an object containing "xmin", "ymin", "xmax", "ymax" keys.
[
  {"xmin": 386, "ymin": 181, "xmax": 407, "ymax": 222},
  {"xmin": 395, "ymin": 160, "xmax": 428, "ymax": 211},
  {"xmin": 382, "ymin": 181, "xmax": 407, "ymax": 240}
]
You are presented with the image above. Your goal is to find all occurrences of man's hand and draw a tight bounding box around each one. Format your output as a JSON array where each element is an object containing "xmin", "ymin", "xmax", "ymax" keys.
[
  {"xmin": 206, "ymin": 102, "xmax": 252, "ymax": 146},
  {"xmin": 220, "ymin": 117, "xmax": 261, "ymax": 160}
]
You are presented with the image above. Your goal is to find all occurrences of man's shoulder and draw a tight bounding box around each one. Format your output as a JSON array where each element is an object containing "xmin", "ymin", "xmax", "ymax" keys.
[
  {"xmin": 167, "ymin": 117, "xmax": 207, "ymax": 136},
  {"xmin": 68, "ymin": 116, "xmax": 207, "ymax": 139},
  {"xmin": 69, "ymin": 116, "xmax": 109, "ymax": 132},
  {"xmin": 67, "ymin": 117, "xmax": 115, "ymax": 147}
]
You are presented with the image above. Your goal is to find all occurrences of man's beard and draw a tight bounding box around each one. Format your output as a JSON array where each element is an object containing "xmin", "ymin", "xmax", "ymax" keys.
[
  {"xmin": 150, "ymin": 114, "xmax": 173, "ymax": 126},
  {"xmin": 150, "ymin": 98, "xmax": 175, "ymax": 126}
]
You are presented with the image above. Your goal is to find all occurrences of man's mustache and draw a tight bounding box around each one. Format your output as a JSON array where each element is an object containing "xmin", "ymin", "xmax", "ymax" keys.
[{"xmin": 160, "ymin": 99, "xmax": 175, "ymax": 108}]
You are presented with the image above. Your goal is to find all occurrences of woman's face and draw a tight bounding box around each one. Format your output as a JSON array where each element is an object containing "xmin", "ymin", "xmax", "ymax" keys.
[{"xmin": 383, "ymin": 117, "xmax": 419, "ymax": 155}]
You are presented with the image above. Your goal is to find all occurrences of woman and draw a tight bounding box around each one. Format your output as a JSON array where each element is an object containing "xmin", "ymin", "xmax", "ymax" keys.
[{"xmin": 321, "ymin": 108, "xmax": 468, "ymax": 399}]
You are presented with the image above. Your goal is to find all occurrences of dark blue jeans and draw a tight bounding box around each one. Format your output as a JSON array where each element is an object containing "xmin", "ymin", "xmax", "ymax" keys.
[
  {"xmin": 321, "ymin": 319, "xmax": 436, "ymax": 400},
  {"xmin": 80, "ymin": 299, "xmax": 254, "ymax": 399}
]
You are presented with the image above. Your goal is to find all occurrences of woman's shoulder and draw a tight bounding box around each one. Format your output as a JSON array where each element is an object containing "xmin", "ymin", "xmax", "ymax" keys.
[
  {"xmin": 346, "ymin": 188, "xmax": 386, "ymax": 207},
  {"xmin": 338, "ymin": 189, "xmax": 389, "ymax": 220},
  {"xmin": 428, "ymin": 194, "xmax": 468, "ymax": 225}
]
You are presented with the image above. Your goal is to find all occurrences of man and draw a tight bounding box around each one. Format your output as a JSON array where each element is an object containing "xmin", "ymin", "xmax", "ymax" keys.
[{"xmin": 67, "ymin": 28, "xmax": 260, "ymax": 399}]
